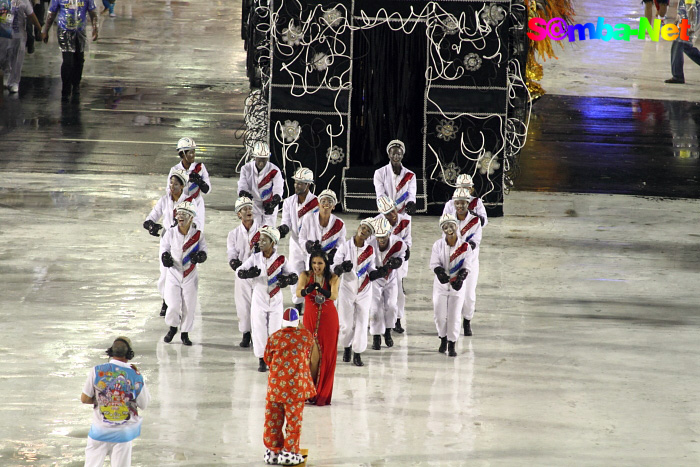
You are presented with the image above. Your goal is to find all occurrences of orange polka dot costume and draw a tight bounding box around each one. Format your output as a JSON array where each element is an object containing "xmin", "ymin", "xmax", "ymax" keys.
[{"xmin": 263, "ymin": 308, "xmax": 316, "ymax": 465}]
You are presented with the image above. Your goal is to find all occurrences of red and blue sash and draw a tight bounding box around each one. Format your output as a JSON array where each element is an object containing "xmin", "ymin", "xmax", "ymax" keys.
[
  {"xmin": 460, "ymin": 216, "xmax": 480, "ymax": 243},
  {"xmin": 448, "ymin": 242, "xmax": 470, "ymax": 281},
  {"xmin": 258, "ymin": 168, "xmax": 278, "ymax": 203},
  {"xmin": 357, "ymin": 245, "xmax": 374, "ymax": 293},
  {"xmin": 381, "ymin": 240, "xmax": 403, "ymax": 280},
  {"xmin": 182, "ymin": 230, "xmax": 202, "ymax": 278},
  {"xmin": 186, "ymin": 163, "xmax": 203, "ymax": 200},
  {"xmin": 321, "ymin": 218, "xmax": 344, "ymax": 252},
  {"xmin": 267, "ymin": 254, "xmax": 286, "ymax": 298},
  {"xmin": 393, "ymin": 218, "xmax": 410, "ymax": 239},
  {"xmin": 395, "ymin": 172, "xmax": 414, "ymax": 213}
]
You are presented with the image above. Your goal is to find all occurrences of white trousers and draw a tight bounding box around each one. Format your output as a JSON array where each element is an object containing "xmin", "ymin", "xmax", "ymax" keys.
[
  {"xmin": 7, "ymin": 31, "xmax": 26, "ymax": 88},
  {"xmin": 84, "ymin": 437, "xmax": 132, "ymax": 467},
  {"xmin": 235, "ymin": 277, "xmax": 254, "ymax": 334},
  {"xmin": 253, "ymin": 202, "xmax": 278, "ymax": 228},
  {"xmin": 369, "ymin": 280, "xmax": 398, "ymax": 335},
  {"xmin": 337, "ymin": 290, "xmax": 371, "ymax": 353},
  {"xmin": 164, "ymin": 275, "xmax": 198, "ymax": 333},
  {"xmin": 157, "ymin": 263, "xmax": 166, "ymax": 299},
  {"xmin": 461, "ymin": 260, "xmax": 479, "ymax": 321},
  {"xmin": 433, "ymin": 292, "xmax": 465, "ymax": 343},
  {"xmin": 288, "ymin": 238, "xmax": 305, "ymax": 305},
  {"xmin": 251, "ymin": 308, "xmax": 282, "ymax": 358},
  {"xmin": 396, "ymin": 262, "xmax": 408, "ymax": 320}
]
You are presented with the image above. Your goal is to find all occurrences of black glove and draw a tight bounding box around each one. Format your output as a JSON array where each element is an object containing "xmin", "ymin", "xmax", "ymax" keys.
[
  {"xmin": 404, "ymin": 247, "xmax": 410, "ymax": 261},
  {"xmin": 468, "ymin": 240, "xmax": 477, "ymax": 251},
  {"xmin": 369, "ymin": 265, "xmax": 389, "ymax": 281},
  {"xmin": 301, "ymin": 282, "xmax": 317, "ymax": 297},
  {"xmin": 333, "ymin": 265, "xmax": 344, "ymax": 276},
  {"xmin": 405, "ymin": 201, "xmax": 416, "ymax": 215},
  {"xmin": 457, "ymin": 268, "xmax": 468, "ymax": 281},
  {"xmin": 305, "ymin": 240, "xmax": 321, "ymax": 254},
  {"xmin": 317, "ymin": 286, "xmax": 331, "ymax": 299},
  {"xmin": 229, "ymin": 258, "xmax": 242, "ymax": 271},
  {"xmin": 239, "ymin": 190, "xmax": 254, "ymax": 199},
  {"xmin": 451, "ymin": 279, "xmax": 463, "ymax": 291},
  {"xmin": 469, "ymin": 209, "xmax": 485, "ymax": 226},
  {"xmin": 278, "ymin": 224, "xmax": 290, "ymax": 238},
  {"xmin": 278, "ymin": 274, "xmax": 289, "ymax": 288},
  {"xmin": 283, "ymin": 273, "xmax": 298, "ymax": 287},
  {"xmin": 387, "ymin": 257, "xmax": 403, "ymax": 270},
  {"xmin": 161, "ymin": 251, "xmax": 174, "ymax": 268},
  {"xmin": 143, "ymin": 220, "xmax": 163, "ymax": 237},
  {"xmin": 434, "ymin": 267, "xmax": 449, "ymax": 284},
  {"xmin": 263, "ymin": 194, "xmax": 281, "ymax": 215},
  {"xmin": 327, "ymin": 249, "xmax": 336, "ymax": 264},
  {"xmin": 238, "ymin": 266, "xmax": 261, "ymax": 279},
  {"xmin": 341, "ymin": 260, "xmax": 353, "ymax": 272},
  {"xmin": 253, "ymin": 242, "xmax": 260, "ymax": 253},
  {"xmin": 190, "ymin": 171, "xmax": 210, "ymax": 193},
  {"xmin": 191, "ymin": 251, "xmax": 207, "ymax": 264}
]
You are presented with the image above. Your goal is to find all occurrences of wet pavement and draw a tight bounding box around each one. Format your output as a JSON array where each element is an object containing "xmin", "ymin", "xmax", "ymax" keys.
[{"xmin": 2, "ymin": 0, "xmax": 700, "ymax": 465}]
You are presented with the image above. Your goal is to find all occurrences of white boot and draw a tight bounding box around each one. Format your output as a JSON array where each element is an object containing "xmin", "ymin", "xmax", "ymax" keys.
[
  {"xmin": 278, "ymin": 450, "xmax": 304, "ymax": 466},
  {"xmin": 264, "ymin": 448, "xmax": 279, "ymax": 465}
]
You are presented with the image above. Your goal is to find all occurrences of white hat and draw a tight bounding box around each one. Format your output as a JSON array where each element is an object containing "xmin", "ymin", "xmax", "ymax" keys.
[
  {"xmin": 373, "ymin": 217, "xmax": 391, "ymax": 238},
  {"xmin": 318, "ymin": 189, "xmax": 337, "ymax": 205},
  {"xmin": 170, "ymin": 169, "xmax": 188, "ymax": 186},
  {"xmin": 292, "ymin": 167, "xmax": 314, "ymax": 183},
  {"xmin": 386, "ymin": 139, "xmax": 405, "ymax": 154},
  {"xmin": 176, "ymin": 137, "xmax": 196, "ymax": 152},
  {"xmin": 252, "ymin": 141, "xmax": 270, "ymax": 158},
  {"xmin": 235, "ymin": 196, "xmax": 253, "ymax": 212},
  {"xmin": 176, "ymin": 201, "xmax": 197, "ymax": 218},
  {"xmin": 377, "ymin": 195, "xmax": 397, "ymax": 215},
  {"xmin": 439, "ymin": 213, "xmax": 458, "ymax": 229},
  {"xmin": 452, "ymin": 188, "xmax": 470, "ymax": 200},
  {"xmin": 259, "ymin": 225, "xmax": 280, "ymax": 244},
  {"xmin": 359, "ymin": 217, "xmax": 375, "ymax": 235},
  {"xmin": 456, "ymin": 174, "xmax": 474, "ymax": 188}
]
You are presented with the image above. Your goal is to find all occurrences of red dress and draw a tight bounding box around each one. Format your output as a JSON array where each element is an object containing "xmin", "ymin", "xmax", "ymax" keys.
[{"xmin": 303, "ymin": 279, "xmax": 339, "ymax": 406}]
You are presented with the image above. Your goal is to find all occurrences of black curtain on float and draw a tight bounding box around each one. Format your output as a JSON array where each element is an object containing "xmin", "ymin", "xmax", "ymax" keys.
[{"xmin": 350, "ymin": 25, "xmax": 427, "ymax": 169}]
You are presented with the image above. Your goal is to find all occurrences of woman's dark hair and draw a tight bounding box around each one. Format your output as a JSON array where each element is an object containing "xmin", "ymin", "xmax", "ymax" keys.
[{"xmin": 308, "ymin": 251, "xmax": 332, "ymax": 284}]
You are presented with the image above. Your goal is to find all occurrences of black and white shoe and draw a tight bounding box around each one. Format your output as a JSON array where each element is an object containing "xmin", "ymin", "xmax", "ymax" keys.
[
  {"xmin": 164, "ymin": 326, "xmax": 177, "ymax": 343},
  {"xmin": 278, "ymin": 450, "xmax": 304, "ymax": 466},
  {"xmin": 263, "ymin": 448, "xmax": 279, "ymax": 465}
]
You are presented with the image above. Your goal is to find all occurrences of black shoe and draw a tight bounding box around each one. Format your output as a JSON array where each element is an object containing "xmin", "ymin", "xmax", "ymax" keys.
[
  {"xmin": 383, "ymin": 329, "xmax": 394, "ymax": 348},
  {"xmin": 438, "ymin": 336, "xmax": 447, "ymax": 353},
  {"xmin": 463, "ymin": 319, "xmax": 472, "ymax": 337},
  {"xmin": 343, "ymin": 347, "xmax": 352, "ymax": 362},
  {"xmin": 448, "ymin": 341, "xmax": 457, "ymax": 357},
  {"xmin": 258, "ymin": 357, "xmax": 268, "ymax": 372},
  {"xmin": 164, "ymin": 326, "xmax": 177, "ymax": 343},
  {"xmin": 239, "ymin": 331, "xmax": 252, "ymax": 348},
  {"xmin": 665, "ymin": 77, "xmax": 685, "ymax": 84},
  {"xmin": 353, "ymin": 352, "xmax": 364, "ymax": 367},
  {"xmin": 393, "ymin": 319, "xmax": 405, "ymax": 334},
  {"xmin": 181, "ymin": 332, "xmax": 192, "ymax": 346},
  {"xmin": 371, "ymin": 335, "xmax": 381, "ymax": 350},
  {"xmin": 160, "ymin": 300, "xmax": 167, "ymax": 317}
]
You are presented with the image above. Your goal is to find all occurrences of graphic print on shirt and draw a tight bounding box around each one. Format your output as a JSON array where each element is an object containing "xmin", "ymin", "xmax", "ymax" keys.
[
  {"xmin": 448, "ymin": 243, "xmax": 470, "ymax": 280},
  {"xmin": 267, "ymin": 255, "xmax": 286, "ymax": 298},
  {"xmin": 182, "ymin": 230, "xmax": 202, "ymax": 278},
  {"xmin": 93, "ymin": 364, "xmax": 143, "ymax": 425},
  {"xmin": 395, "ymin": 172, "xmax": 415, "ymax": 213},
  {"xmin": 321, "ymin": 219, "xmax": 344, "ymax": 251},
  {"xmin": 258, "ymin": 169, "xmax": 279, "ymax": 203},
  {"xmin": 357, "ymin": 245, "xmax": 374, "ymax": 293}
]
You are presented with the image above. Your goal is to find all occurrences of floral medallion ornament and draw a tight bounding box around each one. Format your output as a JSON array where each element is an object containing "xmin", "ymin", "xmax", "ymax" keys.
[
  {"xmin": 281, "ymin": 22, "xmax": 303, "ymax": 46},
  {"xmin": 281, "ymin": 120, "xmax": 301, "ymax": 143},
  {"xmin": 464, "ymin": 53, "xmax": 482, "ymax": 72},
  {"xmin": 440, "ymin": 15, "xmax": 459, "ymax": 35},
  {"xmin": 321, "ymin": 8, "xmax": 343, "ymax": 28},
  {"xmin": 436, "ymin": 119, "xmax": 459, "ymax": 141},
  {"xmin": 480, "ymin": 5, "xmax": 505, "ymax": 27},
  {"xmin": 327, "ymin": 145, "xmax": 344, "ymax": 164},
  {"xmin": 312, "ymin": 52, "xmax": 331, "ymax": 72},
  {"xmin": 477, "ymin": 151, "xmax": 501, "ymax": 176},
  {"xmin": 438, "ymin": 162, "xmax": 460, "ymax": 184}
]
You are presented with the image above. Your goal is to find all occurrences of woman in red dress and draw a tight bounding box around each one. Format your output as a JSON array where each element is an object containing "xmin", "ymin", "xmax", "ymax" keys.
[{"xmin": 296, "ymin": 250, "xmax": 340, "ymax": 406}]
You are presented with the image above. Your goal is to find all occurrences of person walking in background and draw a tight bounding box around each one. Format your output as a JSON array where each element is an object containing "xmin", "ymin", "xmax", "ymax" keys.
[
  {"xmin": 5, "ymin": 0, "xmax": 41, "ymax": 93},
  {"xmin": 665, "ymin": 0, "xmax": 700, "ymax": 84},
  {"xmin": 41, "ymin": 0, "xmax": 99, "ymax": 100}
]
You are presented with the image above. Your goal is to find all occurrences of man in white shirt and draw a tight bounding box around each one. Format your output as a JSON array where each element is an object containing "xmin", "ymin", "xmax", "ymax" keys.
[
  {"xmin": 237, "ymin": 226, "xmax": 298, "ymax": 372},
  {"xmin": 278, "ymin": 167, "xmax": 319, "ymax": 314},
  {"xmin": 237, "ymin": 141, "xmax": 284, "ymax": 227},
  {"xmin": 167, "ymin": 137, "xmax": 211, "ymax": 229},
  {"xmin": 81, "ymin": 336, "xmax": 150, "ymax": 467},
  {"xmin": 160, "ymin": 201, "xmax": 208, "ymax": 346},
  {"xmin": 442, "ymin": 174, "xmax": 488, "ymax": 227},
  {"xmin": 298, "ymin": 189, "xmax": 346, "ymax": 266},
  {"xmin": 452, "ymin": 188, "xmax": 482, "ymax": 337},
  {"xmin": 373, "ymin": 139, "xmax": 417, "ymax": 216}
]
